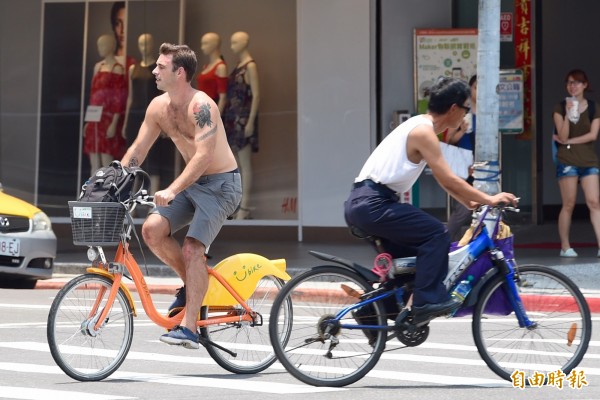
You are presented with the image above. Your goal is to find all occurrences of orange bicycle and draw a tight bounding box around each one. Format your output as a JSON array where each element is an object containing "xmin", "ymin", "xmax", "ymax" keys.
[{"xmin": 46, "ymin": 192, "xmax": 293, "ymax": 381}]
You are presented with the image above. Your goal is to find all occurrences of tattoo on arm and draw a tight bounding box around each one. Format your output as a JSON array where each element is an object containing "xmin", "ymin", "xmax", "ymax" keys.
[
  {"xmin": 129, "ymin": 157, "xmax": 139, "ymax": 167},
  {"xmin": 193, "ymin": 102, "xmax": 213, "ymax": 128},
  {"xmin": 196, "ymin": 124, "xmax": 217, "ymax": 142}
]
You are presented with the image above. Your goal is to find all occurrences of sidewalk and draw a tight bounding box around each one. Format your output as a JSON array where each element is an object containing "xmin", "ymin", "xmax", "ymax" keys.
[{"xmin": 38, "ymin": 221, "xmax": 600, "ymax": 300}]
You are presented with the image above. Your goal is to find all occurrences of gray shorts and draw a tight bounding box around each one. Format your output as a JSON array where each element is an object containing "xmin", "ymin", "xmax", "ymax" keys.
[{"xmin": 152, "ymin": 171, "xmax": 242, "ymax": 247}]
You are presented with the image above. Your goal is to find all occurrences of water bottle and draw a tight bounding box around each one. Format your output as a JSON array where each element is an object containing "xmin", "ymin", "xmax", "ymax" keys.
[
  {"xmin": 451, "ymin": 275, "xmax": 474, "ymax": 303},
  {"xmin": 568, "ymin": 97, "xmax": 580, "ymax": 124}
]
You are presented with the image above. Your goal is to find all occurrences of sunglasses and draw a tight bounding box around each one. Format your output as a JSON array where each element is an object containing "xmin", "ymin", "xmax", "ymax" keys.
[{"xmin": 457, "ymin": 104, "xmax": 471, "ymax": 114}]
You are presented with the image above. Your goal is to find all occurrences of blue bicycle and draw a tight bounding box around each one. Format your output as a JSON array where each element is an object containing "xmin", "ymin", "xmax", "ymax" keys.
[{"xmin": 269, "ymin": 204, "xmax": 592, "ymax": 387}]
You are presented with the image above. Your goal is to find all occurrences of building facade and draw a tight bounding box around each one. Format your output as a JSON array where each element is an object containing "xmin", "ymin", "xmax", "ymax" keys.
[{"xmin": 1, "ymin": 0, "xmax": 599, "ymax": 238}]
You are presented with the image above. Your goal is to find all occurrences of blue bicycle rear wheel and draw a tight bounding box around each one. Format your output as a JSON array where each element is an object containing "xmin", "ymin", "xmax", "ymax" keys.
[{"xmin": 269, "ymin": 265, "xmax": 387, "ymax": 387}]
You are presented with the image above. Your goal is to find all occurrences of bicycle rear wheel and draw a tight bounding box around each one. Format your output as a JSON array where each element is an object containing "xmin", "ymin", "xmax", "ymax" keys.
[
  {"xmin": 200, "ymin": 275, "xmax": 292, "ymax": 374},
  {"xmin": 472, "ymin": 265, "xmax": 592, "ymax": 381},
  {"xmin": 269, "ymin": 266, "xmax": 387, "ymax": 387},
  {"xmin": 47, "ymin": 274, "xmax": 134, "ymax": 381}
]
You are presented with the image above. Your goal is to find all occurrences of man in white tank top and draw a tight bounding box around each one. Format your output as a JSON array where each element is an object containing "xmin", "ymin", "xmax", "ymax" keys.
[{"xmin": 344, "ymin": 77, "xmax": 517, "ymax": 322}]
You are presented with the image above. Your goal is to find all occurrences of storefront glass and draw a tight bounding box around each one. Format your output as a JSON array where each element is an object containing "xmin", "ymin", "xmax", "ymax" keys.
[{"xmin": 38, "ymin": 0, "xmax": 298, "ymax": 222}]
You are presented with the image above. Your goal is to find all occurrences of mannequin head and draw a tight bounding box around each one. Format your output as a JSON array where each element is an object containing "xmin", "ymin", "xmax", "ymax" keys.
[
  {"xmin": 200, "ymin": 32, "xmax": 221, "ymax": 56},
  {"xmin": 97, "ymin": 34, "xmax": 117, "ymax": 58},
  {"xmin": 110, "ymin": 2, "xmax": 126, "ymax": 56},
  {"xmin": 138, "ymin": 33, "xmax": 155, "ymax": 58},
  {"xmin": 230, "ymin": 31, "xmax": 250, "ymax": 55}
]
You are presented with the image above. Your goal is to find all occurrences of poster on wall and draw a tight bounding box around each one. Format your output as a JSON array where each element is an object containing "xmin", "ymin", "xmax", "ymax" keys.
[
  {"xmin": 499, "ymin": 69, "xmax": 524, "ymax": 134},
  {"xmin": 413, "ymin": 28, "xmax": 478, "ymax": 114}
]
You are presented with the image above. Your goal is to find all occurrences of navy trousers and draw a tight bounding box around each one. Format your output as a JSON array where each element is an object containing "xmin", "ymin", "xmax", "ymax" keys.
[{"xmin": 344, "ymin": 184, "xmax": 450, "ymax": 306}]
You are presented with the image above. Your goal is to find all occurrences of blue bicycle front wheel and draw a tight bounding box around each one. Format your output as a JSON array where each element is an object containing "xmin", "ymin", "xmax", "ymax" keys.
[{"xmin": 472, "ymin": 265, "xmax": 592, "ymax": 382}]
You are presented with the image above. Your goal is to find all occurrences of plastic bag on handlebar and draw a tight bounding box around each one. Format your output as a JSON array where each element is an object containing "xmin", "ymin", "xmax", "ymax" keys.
[
  {"xmin": 78, "ymin": 160, "xmax": 150, "ymax": 203},
  {"xmin": 450, "ymin": 230, "xmax": 514, "ymax": 317}
]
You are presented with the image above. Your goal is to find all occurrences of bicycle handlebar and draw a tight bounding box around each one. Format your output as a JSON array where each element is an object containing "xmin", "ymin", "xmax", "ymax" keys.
[
  {"xmin": 124, "ymin": 191, "xmax": 156, "ymax": 210},
  {"xmin": 477, "ymin": 198, "xmax": 520, "ymax": 214}
]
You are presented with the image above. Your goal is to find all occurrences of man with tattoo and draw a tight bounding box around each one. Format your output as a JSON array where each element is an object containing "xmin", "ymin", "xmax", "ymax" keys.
[{"xmin": 121, "ymin": 43, "xmax": 241, "ymax": 349}]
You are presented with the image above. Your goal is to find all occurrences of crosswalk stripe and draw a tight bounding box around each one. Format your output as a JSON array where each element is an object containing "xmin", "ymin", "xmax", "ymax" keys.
[
  {"xmin": 0, "ymin": 362, "xmax": 342, "ymax": 394},
  {"xmin": 0, "ymin": 386, "xmax": 134, "ymax": 400},
  {"xmin": 1, "ymin": 340, "xmax": 597, "ymax": 389}
]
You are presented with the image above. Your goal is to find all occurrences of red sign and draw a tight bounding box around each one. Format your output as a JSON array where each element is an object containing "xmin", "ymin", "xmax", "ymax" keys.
[
  {"xmin": 500, "ymin": 12, "xmax": 513, "ymax": 42},
  {"xmin": 515, "ymin": 0, "xmax": 531, "ymax": 140}
]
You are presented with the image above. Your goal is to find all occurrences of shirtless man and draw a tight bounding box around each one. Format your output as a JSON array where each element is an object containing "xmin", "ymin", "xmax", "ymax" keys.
[{"xmin": 121, "ymin": 43, "xmax": 241, "ymax": 349}]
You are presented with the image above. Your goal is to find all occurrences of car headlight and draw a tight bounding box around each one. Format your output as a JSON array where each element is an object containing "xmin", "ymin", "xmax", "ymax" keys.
[{"xmin": 32, "ymin": 211, "xmax": 52, "ymax": 231}]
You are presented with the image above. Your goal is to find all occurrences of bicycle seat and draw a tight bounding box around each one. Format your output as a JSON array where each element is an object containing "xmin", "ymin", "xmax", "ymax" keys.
[
  {"xmin": 349, "ymin": 225, "xmax": 375, "ymax": 240},
  {"xmin": 309, "ymin": 250, "xmax": 380, "ymax": 282}
]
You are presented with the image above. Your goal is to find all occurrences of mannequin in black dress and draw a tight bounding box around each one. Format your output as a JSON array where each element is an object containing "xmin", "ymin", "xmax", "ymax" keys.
[{"xmin": 122, "ymin": 33, "xmax": 174, "ymax": 193}]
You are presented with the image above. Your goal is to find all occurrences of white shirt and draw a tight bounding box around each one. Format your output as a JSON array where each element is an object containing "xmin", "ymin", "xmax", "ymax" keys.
[{"xmin": 355, "ymin": 115, "xmax": 429, "ymax": 194}]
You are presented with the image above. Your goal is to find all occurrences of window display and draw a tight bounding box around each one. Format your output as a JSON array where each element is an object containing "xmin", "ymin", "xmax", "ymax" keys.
[
  {"xmin": 223, "ymin": 31, "xmax": 260, "ymax": 220},
  {"xmin": 37, "ymin": 0, "xmax": 297, "ymax": 222}
]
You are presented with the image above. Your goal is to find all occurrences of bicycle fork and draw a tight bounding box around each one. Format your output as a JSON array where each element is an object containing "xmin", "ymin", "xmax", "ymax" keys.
[{"xmin": 491, "ymin": 251, "xmax": 536, "ymax": 329}]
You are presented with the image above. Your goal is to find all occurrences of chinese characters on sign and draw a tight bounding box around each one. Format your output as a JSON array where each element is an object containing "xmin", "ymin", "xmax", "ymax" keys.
[
  {"xmin": 515, "ymin": 0, "xmax": 532, "ymax": 139},
  {"xmin": 414, "ymin": 29, "xmax": 478, "ymax": 114},
  {"xmin": 511, "ymin": 369, "xmax": 588, "ymax": 390},
  {"xmin": 499, "ymin": 69, "xmax": 524, "ymax": 134}
]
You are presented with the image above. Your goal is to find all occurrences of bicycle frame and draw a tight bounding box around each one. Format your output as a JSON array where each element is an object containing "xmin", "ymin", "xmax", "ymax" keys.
[
  {"xmin": 333, "ymin": 205, "xmax": 535, "ymax": 332},
  {"xmin": 87, "ymin": 241, "xmax": 290, "ymax": 332}
]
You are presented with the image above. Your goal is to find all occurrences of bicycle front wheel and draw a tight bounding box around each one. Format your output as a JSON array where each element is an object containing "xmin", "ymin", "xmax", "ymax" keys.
[
  {"xmin": 269, "ymin": 266, "xmax": 387, "ymax": 387},
  {"xmin": 47, "ymin": 274, "xmax": 134, "ymax": 381},
  {"xmin": 472, "ymin": 265, "xmax": 592, "ymax": 381},
  {"xmin": 200, "ymin": 275, "xmax": 292, "ymax": 374}
]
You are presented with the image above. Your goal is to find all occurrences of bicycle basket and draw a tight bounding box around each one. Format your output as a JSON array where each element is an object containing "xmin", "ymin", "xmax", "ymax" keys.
[{"xmin": 68, "ymin": 201, "xmax": 126, "ymax": 246}]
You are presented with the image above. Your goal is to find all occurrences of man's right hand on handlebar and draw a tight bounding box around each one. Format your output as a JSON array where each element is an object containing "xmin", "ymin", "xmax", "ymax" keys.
[
  {"xmin": 154, "ymin": 188, "xmax": 176, "ymax": 207},
  {"xmin": 489, "ymin": 192, "xmax": 519, "ymax": 207}
]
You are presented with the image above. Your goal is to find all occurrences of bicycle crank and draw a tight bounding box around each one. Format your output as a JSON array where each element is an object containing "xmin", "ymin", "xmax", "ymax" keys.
[{"xmin": 394, "ymin": 309, "xmax": 429, "ymax": 347}]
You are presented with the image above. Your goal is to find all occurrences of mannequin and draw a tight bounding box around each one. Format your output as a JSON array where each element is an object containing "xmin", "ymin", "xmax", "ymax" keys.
[
  {"xmin": 223, "ymin": 31, "xmax": 260, "ymax": 219},
  {"xmin": 196, "ymin": 32, "xmax": 227, "ymax": 113},
  {"xmin": 122, "ymin": 33, "xmax": 173, "ymax": 194},
  {"xmin": 83, "ymin": 34, "xmax": 127, "ymax": 172}
]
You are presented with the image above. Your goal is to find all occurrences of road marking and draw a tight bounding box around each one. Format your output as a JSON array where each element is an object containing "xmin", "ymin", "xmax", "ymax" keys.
[
  {"xmin": 0, "ymin": 362, "xmax": 342, "ymax": 394},
  {"xmin": 0, "ymin": 385, "xmax": 134, "ymax": 399}
]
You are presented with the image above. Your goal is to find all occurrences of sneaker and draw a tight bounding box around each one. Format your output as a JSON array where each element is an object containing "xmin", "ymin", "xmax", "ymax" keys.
[
  {"xmin": 160, "ymin": 325, "xmax": 199, "ymax": 349},
  {"xmin": 168, "ymin": 286, "xmax": 186, "ymax": 316},
  {"xmin": 560, "ymin": 248, "xmax": 578, "ymax": 258}
]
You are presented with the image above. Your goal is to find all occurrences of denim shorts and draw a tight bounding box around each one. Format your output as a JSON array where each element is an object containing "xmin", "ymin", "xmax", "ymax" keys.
[{"xmin": 556, "ymin": 162, "xmax": 600, "ymax": 179}]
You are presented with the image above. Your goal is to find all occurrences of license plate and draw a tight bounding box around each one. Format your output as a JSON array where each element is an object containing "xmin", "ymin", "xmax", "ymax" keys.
[{"xmin": 0, "ymin": 237, "xmax": 20, "ymax": 257}]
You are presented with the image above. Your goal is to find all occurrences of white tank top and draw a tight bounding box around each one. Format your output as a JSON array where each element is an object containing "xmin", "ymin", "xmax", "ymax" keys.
[{"xmin": 355, "ymin": 115, "xmax": 429, "ymax": 194}]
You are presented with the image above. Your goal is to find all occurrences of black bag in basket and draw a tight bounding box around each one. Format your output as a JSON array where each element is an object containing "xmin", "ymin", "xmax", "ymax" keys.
[{"xmin": 78, "ymin": 160, "xmax": 145, "ymax": 203}]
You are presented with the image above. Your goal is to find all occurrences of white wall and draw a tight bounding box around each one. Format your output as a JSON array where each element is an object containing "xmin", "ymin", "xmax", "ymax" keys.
[
  {"xmin": 297, "ymin": 0, "xmax": 454, "ymax": 229},
  {"xmin": 380, "ymin": 0, "xmax": 452, "ymax": 209},
  {"xmin": 297, "ymin": 0, "xmax": 375, "ymax": 227}
]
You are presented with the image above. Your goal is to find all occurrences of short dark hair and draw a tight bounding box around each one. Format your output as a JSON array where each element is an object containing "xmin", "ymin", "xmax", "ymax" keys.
[
  {"xmin": 428, "ymin": 77, "xmax": 471, "ymax": 114},
  {"xmin": 468, "ymin": 74, "xmax": 477, "ymax": 87},
  {"xmin": 159, "ymin": 43, "xmax": 197, "ymax": 82},
  {"xmin": 110, "ymin": 2, "xmax": 124, "ymax": 30},
  {"xmin": 565, "ymin": 69, "xmax": 591, "ymax": 92}
]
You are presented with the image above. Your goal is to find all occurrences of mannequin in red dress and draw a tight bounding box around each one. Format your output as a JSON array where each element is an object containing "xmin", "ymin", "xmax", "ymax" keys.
[
  {"xmin": 83, "ymin": 34, "xmax": 127, "ymax": 172},
  {"xmin": 196, "ymin": 32, "xmax": 227, "ymax": 114}
]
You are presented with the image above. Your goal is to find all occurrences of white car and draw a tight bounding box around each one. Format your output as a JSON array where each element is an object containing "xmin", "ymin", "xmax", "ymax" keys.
[{"xmin": 0, "ymin": 183, "xmax": 57, "ymax": 288}]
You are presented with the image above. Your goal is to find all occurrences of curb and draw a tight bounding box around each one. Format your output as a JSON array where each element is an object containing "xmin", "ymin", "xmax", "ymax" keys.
[
  {"xmin": 35, "ymin": 273, "xmax": 600, "ymax": 314},
  {"xmin": 35, "ymin": 279, "xmax": 178, "ymax": 295}
]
